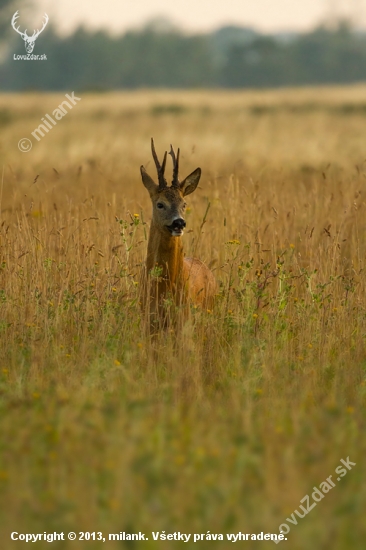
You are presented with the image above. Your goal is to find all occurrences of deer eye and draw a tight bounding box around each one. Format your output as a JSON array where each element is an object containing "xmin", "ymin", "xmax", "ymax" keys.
[{"xmin": 157, "ymin": 202, "xmax": 165, "ymax": 209}]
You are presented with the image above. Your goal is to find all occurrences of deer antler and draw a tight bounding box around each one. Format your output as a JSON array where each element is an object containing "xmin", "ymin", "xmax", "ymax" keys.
[
  {"xmin": 169, "ymin": 144, "xmax": 180, "ymax": 188},
  {"xmin": 11, "ymin": 11, "xmax": 28, "ymax": 39},
  {"xmin": 151, "ymin": 138, "xmax": 167, "ymax": 189},
  {"xmin": 31, "ymin": 13, "xmax": 49, "ymax": 40}
]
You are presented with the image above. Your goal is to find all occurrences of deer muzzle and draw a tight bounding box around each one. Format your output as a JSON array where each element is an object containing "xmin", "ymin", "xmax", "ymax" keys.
[{"xmin": 167, "ymin": 218, "xmax": 186, "ymax": 236}]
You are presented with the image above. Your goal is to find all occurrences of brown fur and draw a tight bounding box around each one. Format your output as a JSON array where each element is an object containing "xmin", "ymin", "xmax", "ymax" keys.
[{"xmin": 141, "ymin": 139, "xmax": 217, "ymax": 330}]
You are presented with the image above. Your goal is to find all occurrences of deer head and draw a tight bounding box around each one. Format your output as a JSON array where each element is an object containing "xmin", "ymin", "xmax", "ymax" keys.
[
  {"xmin": 141, "ymin": 139, "xmax": 201, "ymax": 237},
  {"xmin": 11, "ymin": 11, "xmax": 49, "ymax": 54}
]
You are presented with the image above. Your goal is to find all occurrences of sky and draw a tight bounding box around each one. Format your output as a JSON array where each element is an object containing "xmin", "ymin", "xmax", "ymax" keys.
[{"xmin": 29, "ymin": 0, "xmax": 366, "ymax": 35}]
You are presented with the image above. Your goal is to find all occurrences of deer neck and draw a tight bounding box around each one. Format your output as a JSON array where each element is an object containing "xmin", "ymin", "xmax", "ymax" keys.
[{"xmin": 146, "ymin": 220, "xmax": 184, "ymax": 287}]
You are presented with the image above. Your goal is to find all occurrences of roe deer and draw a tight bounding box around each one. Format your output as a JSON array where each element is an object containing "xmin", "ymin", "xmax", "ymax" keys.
[{"xmin": 141, "ymin": 138, "xmax": 217, "ymax": 330}]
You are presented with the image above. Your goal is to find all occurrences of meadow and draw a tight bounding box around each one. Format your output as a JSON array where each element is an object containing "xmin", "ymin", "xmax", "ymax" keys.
[{"xmin": 0, "ymin": 86, "xmax": 366, "ymax": 548}]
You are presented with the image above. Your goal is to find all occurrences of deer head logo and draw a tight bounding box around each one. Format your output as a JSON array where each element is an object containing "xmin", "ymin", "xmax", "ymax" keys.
[{"xmin": 11, "ymin": 11, "xmax": 49, "ymax": 54}]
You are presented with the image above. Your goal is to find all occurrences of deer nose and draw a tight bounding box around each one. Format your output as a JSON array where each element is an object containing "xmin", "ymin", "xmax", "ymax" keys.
[{"xmin": 172, "ymin": 218, "xmax": 186, "ymax": 230}]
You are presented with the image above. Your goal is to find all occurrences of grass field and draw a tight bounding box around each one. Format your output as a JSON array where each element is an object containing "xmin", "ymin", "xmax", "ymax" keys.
[{"xmin": 0, "ymin": 86, "xmax": 366, "ymax": 549}]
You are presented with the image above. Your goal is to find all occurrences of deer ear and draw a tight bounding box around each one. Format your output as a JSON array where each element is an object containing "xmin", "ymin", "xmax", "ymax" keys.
[
  {"xmin": 180, "ymin": 168, "xmax": 201, "ymax": 197},
  {"xmin": 140, "ymin": 166, "xmax": 158, "ymax": 196}
]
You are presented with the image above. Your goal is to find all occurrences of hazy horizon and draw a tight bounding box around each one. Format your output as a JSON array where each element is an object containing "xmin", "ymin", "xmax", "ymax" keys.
[{"xmin": 25, "ymin": 0, "xmax": 366, "ymax": 36}]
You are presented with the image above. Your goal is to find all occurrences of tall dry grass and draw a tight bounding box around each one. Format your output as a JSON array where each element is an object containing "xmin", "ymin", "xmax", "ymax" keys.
[{"xmin": 0, "ymin": 87, "xmax": 366, "ymax": 549}]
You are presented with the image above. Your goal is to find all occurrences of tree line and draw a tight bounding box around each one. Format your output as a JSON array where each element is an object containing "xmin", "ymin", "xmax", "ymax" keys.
[{"xmin": 1, "ymin": 13, "xmax": 366, "ymax": 90}]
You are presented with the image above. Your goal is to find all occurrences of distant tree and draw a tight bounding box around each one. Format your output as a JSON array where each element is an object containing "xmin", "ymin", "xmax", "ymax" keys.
[
  {"xmin": 220, "ymin": 36, "xmax": 287, "ymax": 88},
  {"xmin": 210, "ymin": 25, "xmax": 258, "ymax": 70},
  {"xmin": 220, "ymin": 21, "xmax": 366, "ymax": 88},
  {"xmin": 0, "ymin": 0, "xmax": 15, "ymax": 37},
  {"xmin": 291, "ymin": 22, "xmax": 366, "ymax": 85},
  {"xmin": 114, "ymin": 28, "xmax": 215, "ymax": 88}
]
